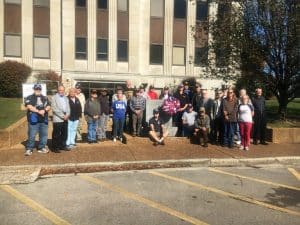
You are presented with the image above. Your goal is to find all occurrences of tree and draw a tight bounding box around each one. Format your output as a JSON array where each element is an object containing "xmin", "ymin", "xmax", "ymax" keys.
[
  {"xmin": 0, "ymin": 60, "xmax": 32, "ymax": 97},
  {"xmin": 207, "ymin": 0, "xmax": 300, "ymax": 119}
]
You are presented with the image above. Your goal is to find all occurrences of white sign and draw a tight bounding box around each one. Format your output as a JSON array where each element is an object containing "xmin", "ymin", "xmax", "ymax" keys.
[{"xmin": 22, "ymin": 83, "xmax": 47, "ymax": 103}]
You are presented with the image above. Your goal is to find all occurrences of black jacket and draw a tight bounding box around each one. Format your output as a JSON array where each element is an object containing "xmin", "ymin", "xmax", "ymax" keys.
[
  {"xmin": 68, "ymin": 96, "xmax": 82, "ymax": 121},
  {"xmin": 99, "ymin": 95, "xmax": 110, "ymax": 115}
]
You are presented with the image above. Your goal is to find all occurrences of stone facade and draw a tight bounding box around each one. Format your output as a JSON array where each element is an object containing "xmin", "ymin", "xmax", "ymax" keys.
[{"xmin": 0, "ymin": 0, "xmax": 237, "ymax": 92}]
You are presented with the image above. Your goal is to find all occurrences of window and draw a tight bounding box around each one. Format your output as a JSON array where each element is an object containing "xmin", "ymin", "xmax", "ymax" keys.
[
  {"xmin": 151, "ymin": 0, "xmax": 164, "ymax": 18},
  {"xmin": 33, "ymin": 0, "xmax": 49, "ymax": 7},
  {"xmin": 98, "ymin": 0, "xmax": 107, "ymax": 9},
  {"xmin": 118, "ymin": 0, "xmax": 128, "ymax": 12},
  {"xmin": 194, "ymin": 47, "xmax": 208, "ymax": 66},
  {"xmin": 117, "ymin": 40, "xmax": 128, "ymax": 62},
  {"xmin": 150, "ymin": 44, "xmax": 163, "ymax": 64},
  {"xmin": 33, "ymin": 36, "xmax": 50, "ymax": 58},
  {"xmin": 5, "ymin": 0, "xmax": 21, "ymax": 4},
  {"xmin": 174, "ymin": 0, "xmax": 186, "ymax": 19},
  {"xmin": 4, "ymin": 34, "xmax": 21, "ymax": 57},
  {"xmin": 76, "ymin": 0, "xmax": 86, "ymax": 7},
  {"xmin": 75, "ymin": 37, "xmax": 87, "ymax": 59},
  {"xmin": 173, "ymin": 46, "xmax": 185, "ymax": 65},
  {"xmin": 196, "ymin": 1, "xmax": 208, "ymax": 21},
  {"xmin": 97, "ymin": 39, "xmax": 108, "ymax": 60}
]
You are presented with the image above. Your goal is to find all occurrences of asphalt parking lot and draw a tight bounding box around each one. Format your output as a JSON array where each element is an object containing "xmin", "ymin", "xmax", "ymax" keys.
[{"xmin": 1, "ymin": 166, "xmax": 299, "ymax": 225}]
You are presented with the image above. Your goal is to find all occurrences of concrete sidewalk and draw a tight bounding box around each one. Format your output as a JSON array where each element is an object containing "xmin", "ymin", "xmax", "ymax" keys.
[{"xmin": 0, "ymin": 137, "xmax": 299, "ymax": 184}]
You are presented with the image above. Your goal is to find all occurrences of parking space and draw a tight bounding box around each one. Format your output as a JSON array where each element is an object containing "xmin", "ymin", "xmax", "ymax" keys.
[{"xmin": 0, "ymin": 167, "xmax": 299, "ymax": 225}]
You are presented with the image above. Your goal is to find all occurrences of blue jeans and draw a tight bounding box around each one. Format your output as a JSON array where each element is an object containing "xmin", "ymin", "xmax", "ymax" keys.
[
  {"xmin": 113, "ymin": 118, "xmax": 125, "ymax": 138},
  {"xmin": 223, "ymin": 122, "xmax": 236, "ymax": 147},
  {"xmin": 66, "ymin": 120, "xmax": 79, "ymax": 146},
  {"xmin": 97, "ymin": 114, "xmax": 109, "ymax": 139},
  {"xmin": 87, "ymin": 120, "xmax": 98, "ymax": 141},
  {"xmin": 27, "ymin": 122, "xmax": 48, "ymax": 150}
]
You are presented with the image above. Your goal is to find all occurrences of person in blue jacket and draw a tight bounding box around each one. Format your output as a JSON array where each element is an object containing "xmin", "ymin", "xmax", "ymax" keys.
[{"xmin": 111, "ymin": 90, "xmax": 127, "ymax": 143}]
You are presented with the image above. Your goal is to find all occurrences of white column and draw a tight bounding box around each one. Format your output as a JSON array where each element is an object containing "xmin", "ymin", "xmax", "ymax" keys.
[
  {"xmin": 0, "ymin": 0, "xmax": 4, "ymax": 61},
  {"xmin": 208, "ymin": 1, "xmax": 218, "ymax": 72},
  {"xmin": 50, "ymin": 0, "xmax": 61, "ymax": 71},
  {"xmin": 62, "ymin": 0, "xmax": 75, "ymax": 70},
  {"xmin": 163, "ymin": 0, "xmax": 174, "ymax": 76},
  {"xmin": 186, "ymin": 0, "xmax": 196, "ymax": 76},
  {"xmin": 22, "ymin": 0, "xmax": 33, "ymax": 66},
  {"xmin": 138, "ymin": 0, "xmax": 150, "ymax": 75},
  {"xmin": 128, "ymin": 0, "xmax": 140, "ymax": 73},
  {"xmin": 108, "ymin": 0, "xmax": 117, "ymax": 72},
  {"xmin": 87, "ymin": 0, "xmax": 97, "ymax": 72}
]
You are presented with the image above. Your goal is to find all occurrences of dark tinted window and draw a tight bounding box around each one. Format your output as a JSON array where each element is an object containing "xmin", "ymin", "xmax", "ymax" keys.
[
  {"xmin": 97, "ymin": 39, "xmax": 108, "ymax": 60},
  {"xmin": 196, "ymin": 1, "xmax": 208, "ymax": 21},
  {"xmin": 98, "ymin": 0, "xmax": 107, "ymax": 9},
  {"xmin": 76, "ymin": 0, "xmax": 86, "ymax": 7},
  {"xmin": 75, "ymin": 37, "xmax": 87, "ymax": 59},
  {"xmin": 118, "ymin": 40, "xmax": 128, "ymax": 62},
  {"xmin": 150, "ymin": 44, "xmax": 163, "ymax": 64},
  {"xmin": 174, "ymin": 0, "xmax": 186, "ymax": 19},
  {"xmin": 194, "ymin": 47, "xmax": 208, "ymax": 66}
]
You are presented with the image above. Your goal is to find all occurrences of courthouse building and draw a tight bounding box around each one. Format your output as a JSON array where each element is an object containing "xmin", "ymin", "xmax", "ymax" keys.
[{"xmin": 0, "ymin": 0, "xmax": 233, "ymax": 93}]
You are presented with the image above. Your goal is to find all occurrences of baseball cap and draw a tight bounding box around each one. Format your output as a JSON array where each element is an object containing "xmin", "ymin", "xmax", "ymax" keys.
[
  {"xmin": 178, "ymin": 84, "xmax": 184, "ymax": 88},
  {"xmin": 75, "ymin": 83, "xmax": 81, "ymax": 89},
  {"xmin": 33, "ymin": 83, "xmax": 42, "ymax": 90},
  {"xmin": 199, "ymin": 107, "xmax": 205, "ymax": 112},
  {"xmin": 91, "ymin": 89, "xmax": 98, "ymax": 94},
  {"xmin": 153, "ymin": 108, "xmax": 159, "ymax": 114}
]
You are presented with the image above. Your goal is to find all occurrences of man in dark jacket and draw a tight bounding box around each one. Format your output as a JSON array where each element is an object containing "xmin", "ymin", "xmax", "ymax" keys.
[
  {"xmin": 97, "ymin": 88, "xmax": 110, "ymax": 141},
  {"xmin": 252, "ymin": 88, "xmax": 268, "ymax": 145},
  {"xmin": 223, "ymin": 88, "xmax": 238, "ymax": 148},
  {"xmin": 85, "ymin": 89, "xmax": 101, "ymax": 144},
  {"xmin": 66, "ymin": 88, "xmax": 82, "ymax": 150},
  {"xmin": 24, "ymin": 84, "xmax": 51, "ymax": 156}
]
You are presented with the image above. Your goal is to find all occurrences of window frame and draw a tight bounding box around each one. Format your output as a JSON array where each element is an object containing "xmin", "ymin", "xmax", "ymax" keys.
[
  {"xmin": 196, "ymin": 0, "xmax": 208, "ymax": 22},
  {"xmin": 150, "ymin": 44, "xmax": 164, "ymax": 65},
  {"xmin": 96, "ymin": 38, "xmax": 108, "ymax": 61},
  {"xmin": 172, "ymin": 45, "xmax": 186, "ymax": 66},
  {"xmin": 33, "ymin": 0, "xmax": 49, "ymax": 7},
  {"xmin": 33, "ymin": 35, "xmax": 50, "ymax": 59},
  {"xmin": 97, "ymin": 0, "xmax": 108, "ymax": 10},
  {"xmin": 194, "ymin": 46, "xmax": 208, "ymax": 67},
  {"xmin": 4, "ymin": 33, "xmax": 22, "ymax": 57},
  {"xmin": 150, "ymin": 0, "xmax": 164, "ymax": 18},
  {"xmin": 117, "ymin": 0, "xmax": 128, "ymax": 12},
  {"xmin": 75, "ymin": 37, "xmax": 87, "ymax": 60},
  {"xmin": 4, "ymin": 0, "xmax": 21, "ymax": 5},
  {"xmin": 75, "ymin": 0, "xmax": 86, "ymax": 8},
  {"xmin": 117, "ymin": 39, "xmax": 128, "ymax": 62},
  {"xmin": 173, "ymin": 0, "xmax": 187, "ymax": 19}
]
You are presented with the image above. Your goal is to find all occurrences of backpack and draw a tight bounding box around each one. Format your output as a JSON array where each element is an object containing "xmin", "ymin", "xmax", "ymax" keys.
[{"xmin": 162, "ymin": 96, "xmax": 180, "ymax": 116}]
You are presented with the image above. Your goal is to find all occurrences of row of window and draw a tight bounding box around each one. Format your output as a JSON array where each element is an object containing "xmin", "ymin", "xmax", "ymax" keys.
[
  {"xmin": 3, "ymin": 34, "xmax": 207, "ymax": 66},
  {"xmin": 76, "ymin": 0, "xmax": 128, "ymax": 11},
  {"xmin": 5, "ymin": 0, "xmax": 49, "ymax": 6}
]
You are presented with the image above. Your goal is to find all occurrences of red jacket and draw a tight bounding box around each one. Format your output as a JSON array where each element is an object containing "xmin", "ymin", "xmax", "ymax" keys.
[{"xmin": 148, "ymin": 90, "xmax": 158, "ymax": 100}]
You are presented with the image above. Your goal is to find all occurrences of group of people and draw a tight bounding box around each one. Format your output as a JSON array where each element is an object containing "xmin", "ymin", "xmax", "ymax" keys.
[
  {"xmin": 168, "ymin": 82, "xmax": 268, "ymax": 150},
  {"xmin": 24, "ymin": 81, "xmax": 268, "ymax": 156}
]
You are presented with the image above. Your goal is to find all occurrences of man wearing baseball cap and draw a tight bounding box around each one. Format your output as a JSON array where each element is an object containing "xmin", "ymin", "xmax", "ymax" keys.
[
  {"xmin": 24, "ymin": 83, "xmax": 51, "ymax": 156},
  {"xmin": 149, "ymin": 108, "xmax": 169, "ymax": 146}
]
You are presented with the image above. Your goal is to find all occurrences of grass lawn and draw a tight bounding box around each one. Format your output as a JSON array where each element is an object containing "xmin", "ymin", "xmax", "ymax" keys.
[
  {"xmin": 0, "ymin": 98, "xmax": 25, "ymax": 129},
  {"xmin": 266, "ymin": 98, "xmax": 300, "ymax": 128}
]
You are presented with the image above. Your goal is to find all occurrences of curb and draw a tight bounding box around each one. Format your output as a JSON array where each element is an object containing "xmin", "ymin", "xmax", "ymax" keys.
[{"xmin": 0, "ymin": 156, "xmax": 299, "ymax": 184}]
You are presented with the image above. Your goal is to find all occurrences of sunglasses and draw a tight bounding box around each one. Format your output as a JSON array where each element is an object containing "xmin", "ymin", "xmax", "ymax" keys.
[{"xmin": 34, "ymin": 88, "xmax": 42, "ymax": 91}]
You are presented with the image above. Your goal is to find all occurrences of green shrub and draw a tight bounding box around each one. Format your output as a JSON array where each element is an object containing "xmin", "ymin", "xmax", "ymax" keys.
[{"xmin": 0, "ymin": 60, "xmax": 32, "ymax": 97}]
